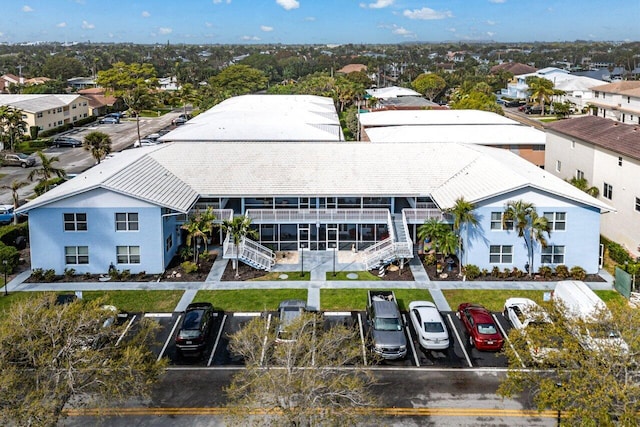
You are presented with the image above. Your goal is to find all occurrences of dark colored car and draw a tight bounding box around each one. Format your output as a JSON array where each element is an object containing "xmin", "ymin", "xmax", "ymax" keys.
[
  {"xmin": 456, "ymin": 303, "xmax": 504, "ymax": 351},
  {"xmin": 172, "ymin": 116, "xmax": 188, "ymax": 126},
  {"xmin": 504, "ymin": 100, "xmax": 525, "ymax": 108},
  {"xmin": 99, "ymin": 116, "xmax": 119, "ymax": 124},
  {"xmin": 175, "ymin": 302, "xmax": 214, "ymax": 353},
  {"xmin": 52, "ymin": 136, "xmax": 82, "ymax": 148},
  {"xmin": 105, "ymin": 112, "xmax": 124, "ymax": 119},
  {"xmin": 525, "ymin": 106, "xmax": 543, "ymax": 115},
  {"xmin": 276, "ymin": 299, "xmax": 306, "ymax": 343}
]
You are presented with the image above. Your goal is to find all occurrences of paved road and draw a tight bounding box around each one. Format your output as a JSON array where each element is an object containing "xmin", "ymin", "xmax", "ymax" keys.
[
  {"xmin": 0, "ymin": 112, "xmax": 180, "ymax": 204},
  {"xmin": 61, "ymin": 369, "xmax": 555, "ymax": 426}
]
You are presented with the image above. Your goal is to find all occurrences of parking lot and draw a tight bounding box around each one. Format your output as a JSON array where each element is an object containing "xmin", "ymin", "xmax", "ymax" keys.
[{"xmin": 117, "ymin": 309, "xmax": 517, "ymax": 369}]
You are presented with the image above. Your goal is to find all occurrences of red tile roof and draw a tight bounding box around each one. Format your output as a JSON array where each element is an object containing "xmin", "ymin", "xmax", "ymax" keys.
[
  {"xmin": 547, "ymin": 116, "xmax": 640, "ymax": 161},
  {"xmin": 490, "ymin": 62, "xmax": 537, "ymax": 75}
]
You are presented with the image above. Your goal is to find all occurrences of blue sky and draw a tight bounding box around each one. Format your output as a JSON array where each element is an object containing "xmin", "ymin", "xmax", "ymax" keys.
[{"xmin": 0, "ymin": 0, "xmax": 637, "ymax": 45}]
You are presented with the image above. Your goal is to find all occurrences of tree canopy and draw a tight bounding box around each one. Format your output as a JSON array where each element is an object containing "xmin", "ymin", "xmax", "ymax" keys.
[
  {"xmin": 412, "ymin": 73, "xmax": 446, "ymax": 101},
  {"xmin": 0, "ymin": 294, "xmax": 166, "ymax": 427},
  {"xmin": 83, "ymin": 131, "xmax": 112, "ymax": 165}
]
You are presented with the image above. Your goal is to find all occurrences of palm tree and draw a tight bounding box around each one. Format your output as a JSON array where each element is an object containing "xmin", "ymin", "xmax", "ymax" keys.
[
  {"xmin": 83, "ymin": 131, "xmax": 112, "ymax": 164},
  {"xmin": 417, "ymin": 218, "xmax": 456, "ymax": 273},
  {"xmin": 438, "ymin": 230, "xmax": 459, "ymax": 274},
  {"xmin": 568, "ymin": 177, "xmax": 599, "ymax": 197},
  {"xmin": 526, "ymin": 76, "xmax": 554, "ymax": 116},
  {"xmin": 417, "ymin": 218, "xmax": 449, "ymax": 248},
  {"xmin": 218, "ymin": 215, "xmax": 258, "ymax": 278},
  {"xmin": 503, "ymin": 200, "xmax": 551, "ymax": 276},
  {"xmin": 0, "ymin": 180, "xmax": 27, "ymax": 225},
  {"xmin": 27, "ymin": 151, "xmax": 66, "ymax": 193},
  {"xmin": 176, "ymin": 83, "xmax": 199, "ymax": 116},
  {"xmin": 182, "ymin": 215, "xmax": 207, "ymax": 264},
  {"xmin": 447, "ymin": 197, "xmax": 478, "ymax": 275},
  {"xmin": 0, "ymin": 106, "xmax": 27, "ymax": 151}
]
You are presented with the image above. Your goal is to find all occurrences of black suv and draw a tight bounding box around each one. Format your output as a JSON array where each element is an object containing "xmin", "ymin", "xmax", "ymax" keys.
[
  {"xmin": 52, "ymin": 136, "xmax": 82, "ymax": 148},
  {"xmin": 175, "ymin": 302, "xmax": 214, "ymax": 353}
]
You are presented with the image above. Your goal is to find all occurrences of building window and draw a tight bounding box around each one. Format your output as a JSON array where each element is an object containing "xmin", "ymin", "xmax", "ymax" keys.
[
  {"xmin": 65, "ymin": 246, "xmax": 89, "ymax": 264},
  {"xmin": 117, "ymin": 246, "xmax": 140, "ymax": 264},
  {"xmin": 618, "ymin": 157, "xmax": 623, "ymax": 166},
  {"xmin": 555, "ymin": 160, "xmax": 561, "ymax": 172},
  {"xmin": 635, "ymin": 197, "xmax": 640, "ymax": 212},
  {"xmin": 576, "ymin": 169, "xmax": 584, "ymax": 180},
  {"xmin": 595, "ymin": 91, "xmax": 599, "ymax": 98},
  {"xmin": 115, "ymin": 213, "xmax": 139, "ymax": 231},
  {"xmin": 541, "ymin": 245, "xmax": 565, "ymax": 264},
  {"xmin": 166, "ymin": 235, "xmax": 173, "ymax": 252},
  {"xmin": 490, "ymin": 245, "xmax": 512, "ymax": 263},
  {"xmin": 532, "ymin": 145, "xmax": 545, "ymax": 151},
  {"xmin": 64, "ymin": 213, "xmax": 87, "ymax": 231},
  {"xmin": 603, "ymin": 183, "xmax": 613, "ymax": 200},
  {"xmin": 36, "ymin": 112, "xmax": 43, "ymax": 118},
  {"xmin": 543, "ymin": 212, "xmax": 566, "ymax": 231},
  {"xmin": 571, "ymin": 140, "xmax": 575, "ymax": 149},
  {"xmin": 490, "ymin": 212, "xmax": 513, "ymax": 230}
]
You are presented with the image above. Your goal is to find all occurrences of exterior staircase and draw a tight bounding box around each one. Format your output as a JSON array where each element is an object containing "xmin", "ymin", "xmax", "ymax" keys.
[
  {"xmin": 223, "ymin": 236, "xmax": 276, "ymax": 271},
  {"xmin": 363, "ymin": 212, "xmax": 414, "ymax": 270}
]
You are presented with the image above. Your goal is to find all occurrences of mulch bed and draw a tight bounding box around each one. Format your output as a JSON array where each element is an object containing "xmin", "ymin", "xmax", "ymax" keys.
[
  {"xmin": 220, "ymin": 260, "xmax": 269, "ymax": 281},
  {"xmin": 161, "ymin": 252, "xmax": 217, "ymax": 282},
  {"xmin": 368, "ymin": 264, "xmax": 414, "ymax": 281}
]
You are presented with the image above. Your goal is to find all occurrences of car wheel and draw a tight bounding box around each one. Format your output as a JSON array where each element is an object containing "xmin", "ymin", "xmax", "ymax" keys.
[
  {"xmin": 469, "ymin": 335, "xmax": 474, "ymax": 348},
  {"xmin": 56, "ymin": 144, "xmax": 61, "ymax": 148},
  {"xmin": 21, "ymin": 163, "xmax": 26, "ymax": 168},
  {"xmin": 455, "ymin": 311, "xmax": 460, "ymax": 319}
]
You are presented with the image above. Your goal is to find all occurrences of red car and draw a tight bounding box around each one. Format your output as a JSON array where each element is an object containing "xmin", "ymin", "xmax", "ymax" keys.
[{"xmin": 457, "ymin": 303, "xmax": 504, "ymax": 351}]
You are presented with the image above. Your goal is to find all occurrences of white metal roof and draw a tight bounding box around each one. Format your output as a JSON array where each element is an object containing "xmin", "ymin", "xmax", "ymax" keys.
[
  {"xmin": 365, "ymin": 124, "xmax": 544, "ymax": 145},
  {"xmin": 0, "ymin": 94, "xmax": 85, "ymax": 113},
  {"xmin": 366, "ymin": 86, "xmax": 422, "ymax": 99},
  {"xmin": 18, "ymin": 141, "xmax": 612, "ymax": 214},
  {"xmin": 358, "ymin": 109, "xmax": 516, "ymax": 127}
]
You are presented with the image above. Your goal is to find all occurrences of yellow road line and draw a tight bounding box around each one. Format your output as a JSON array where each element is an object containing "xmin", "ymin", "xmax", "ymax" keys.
[{"xmin": 65, "ymin": 407, "xmax": 560, "ymax": 418}]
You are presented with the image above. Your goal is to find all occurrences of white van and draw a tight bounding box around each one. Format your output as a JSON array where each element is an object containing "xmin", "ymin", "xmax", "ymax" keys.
[{"xmin": 552, "ymin": 280, "xmax": 628, "ymax": 353}]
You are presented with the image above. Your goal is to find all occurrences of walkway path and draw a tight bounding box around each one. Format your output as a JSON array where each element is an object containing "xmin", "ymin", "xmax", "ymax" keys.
[{"xmin": 6, "ymin": 249, "xmax": 614, "ymax": 313}]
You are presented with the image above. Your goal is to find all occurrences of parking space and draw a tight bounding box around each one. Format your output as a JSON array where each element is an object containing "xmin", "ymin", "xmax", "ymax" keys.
[{"xmin": 119, "ymin": 309, "xmax": 518, "ymax": 370}]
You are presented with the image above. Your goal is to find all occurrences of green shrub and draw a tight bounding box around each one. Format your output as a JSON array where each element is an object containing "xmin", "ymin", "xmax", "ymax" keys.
[
  {"xmin": 501, "ymin": 268, "xmax": 511, "ymax": 279},
  {"xmin": 43, "ymin": 269, "xmax": 56, "ymax": 282},
  {"xmin": 463, "ymin": 264, "xmax": 480, "ymax": 280},
  {"xmin": 84, "ymin": 272, "xmax": 92, "ymax": 280},
  {"xmin": 181, "ymin": 261, "xmax": 198, "ymax": 274},
  {"xmin": 511, "ymin": 267, "xmax": 524, "ymax": 278},
  {"xmin": 120, "ymin": 269, "xmax": 131, "ymax": 281},
  {"xmin": 64, "ymin": 268, "xmax": 76, "ymax": 279},
  {"xmin": 481, "ymin": 268, "xmax": 489, "ymax": 277},
  {"xmin": 0, "ymin": 222, "xmax": 29, "ymax": 246},
  {"xmin": 31, "ymin": 268, "xmax": 44, "ymax": 282},
  {"xmin": 602, "ymin": 236, "xmax": 633, "ymax": 265},
  {"xmin": 109, "ymin": 268, "xmax": 121, "ymax": 281},
  {"xmin": 179, "ymin": 246, "xmax": 193, "ymax": 262},
  {"xmin": 491, "ymin": 266, "xmax": 501, "ymax": 277},
  {"xmin": 423, "ymin": 253, "xmax": 437, "ymax": 266},
  {"xmin": 538, "ymin": 266, "xmax": 553, "ymax": 279},
  {"xmin": 0, "ymin": 245, "xmax": 20, "ymax": 274},
  {"xmin": 555, "ymin": 265, "xmax": 570, "ymax": 279},
  {"xmin": 570, "ymin": 266, "xmax": 587, "ymax": 280}
]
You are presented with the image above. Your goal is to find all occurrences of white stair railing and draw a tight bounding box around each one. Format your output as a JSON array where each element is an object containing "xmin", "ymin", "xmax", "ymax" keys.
[{"xmin": 223, "ymin": 236, "xmax": 275, "ymax": 271}]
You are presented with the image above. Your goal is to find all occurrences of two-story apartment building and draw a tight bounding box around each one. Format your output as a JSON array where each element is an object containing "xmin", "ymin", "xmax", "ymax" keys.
[
  {"xmin": 588, "ymin": 81, "xmax": 640, "ymax": 124},
  {"xmin": 545, "ymin": 116, "xmax": 640, "ymax": 258},
  {"xmin": 17, "ymin": 139, "xmax": 611, "ymax": 277},
  {"xmin": 0, "ymin": 94, "xmax": 90, "ymax": 133}
]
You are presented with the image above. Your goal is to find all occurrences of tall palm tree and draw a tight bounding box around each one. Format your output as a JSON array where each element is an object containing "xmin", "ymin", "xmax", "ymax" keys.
[
  {"xmin": 0, "ymin": 106, "xmax": 27, "ymax": 151},
  {"xmin": 181, "ymin": 215, "xmax": 208, "ymax": 264},
  {"xmin": 526, "ymin": 76, "xmax": 554, "ymax": 116},
  {"xmin": 0, "ymin": 180, "xmax": 27, "ymax": 225},
  {"xmin": 83, "ymin": 131, "xmax": 112, "ymax": 164},
  {"xmin": 27, "ymin": 151, "xmax": 66, "ymax": 193},
  {"xmin": 447, "ymin": 197, "xmax": 478, "ymax": 275},
  {"xmin": 568, "ymin": 177, "xmax": 599, "ymax": 197},
  {"xmin": 218, "ymin": 215, "xmax": 258, "ymax": 278},
  {"xmin": 438, "ymin": 231, "xmax": 459, "ymax": 274},
  {"xmin": 503, "ymin": 200, "xmax": 551, "ymax": 276}
]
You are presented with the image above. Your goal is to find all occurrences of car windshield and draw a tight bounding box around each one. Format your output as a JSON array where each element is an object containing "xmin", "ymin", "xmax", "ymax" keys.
[
  {"xmin": 477, "ymin": 323, "xmax": 497, "ymax": 335},
  {"xmin": 423, "ymin": 322, "xmax": 445, "ymax": 333},
  {"xmin": 182, "ymin": 310, "xmax": 204, "ymax": 330},
  {"xmin": 375, "ymin": 317, "xmax": 402, "ymax": 331},
  {"xmin": 16, "ymin": 153, "xmax": 29, "ymax": 159}
]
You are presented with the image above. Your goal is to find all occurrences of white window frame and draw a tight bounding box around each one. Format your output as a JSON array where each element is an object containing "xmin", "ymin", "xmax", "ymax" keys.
[
  {"xmin": 603, "ymin": 183, "xmax": 613, "ymax": 200},
  {"xmin": 541, "ymin": 245, "xmax": 565, "ymax": 265},
  {"xmin": 65, "ymin": 246, "xmax": 88, "ymax": 264},
  {"xmin": 543, "ymin": 212, "xmax": 566, "ymax": 231},
  {"xmin": 116, "ymin": 246, "xmax": 140, "ymax": 264},
  {"xmin": 490, "ymin": 212, "xmax": 514, "ymax": 231},
  {"xmin": 490, "ymin": 245, "xmax": 512, "ymax": 263},
  {"xmin": 63, "ymin": 213, "xmax": 87, "ymax": 231},
  {"xmin": 115, "ymin": 212, "xmax": 139, "ymax": 231}
]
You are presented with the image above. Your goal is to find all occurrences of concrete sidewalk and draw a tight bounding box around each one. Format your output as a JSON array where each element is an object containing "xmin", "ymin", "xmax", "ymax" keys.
[{"xmin": 5, "ymin": 249, "xmax": 614, "ymax": 313}]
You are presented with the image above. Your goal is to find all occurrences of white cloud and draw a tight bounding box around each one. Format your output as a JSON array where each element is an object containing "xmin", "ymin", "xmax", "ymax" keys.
[
  {"xmin": 56, "ymin": 22, "xmax": 67, "ymax": 28},
  {"xmin": 403, "ymin": 7, "xmax": 452, "ymax": 20},
  {"xmin": 489, "ymin": 0, "xmax": 506, "ymax": 3},
  {"xmin": 487, "ymin": 31, "xmax": 495, "ymax": 37},
  {"xmin": 205, "ymin": 22, "xmax": 213, "ymax": 27},
  {"xmin": 241, "ymin": 35, "xmax": 261, "ymax": 41},
  {"xmin": 276, "ymin": 0, "xmax": 299, "ymax": 10},
  {"xmin": 142, "ymin": 11, "xmax": 150, "ymax": 18},
  {"xmin": 486, "ymin": 20, "xmax": 495, "ymax": 25},
  {"xmin": 159, "ymin": 27, "xmax": 173, "ymax": 35},
  {"xmin": 360, "ymin": 0, "xmax": 394, "ymax": 8},
  {"xmin": 304, "ymin": 16, "xmax": 316, "ymax": 21},
  {"xmin": 213, "ymin": 0, "xmax": 231, "ymax": 3},
  {"xmin": 22, "ymin": 5, "xmax": 34, "ymax": 12},
  {"xmin": 260, "ymin": 25, "xmax": 274, "ymax": 32},
  {"xmin": 108, "ymin": 32, "xmax": 114, "ymax": 38},
  {"xmin": 81, "ymin": 20, "xmax": 95, "ymax": 29},
  {"xmin": 447, "ymin": 27, "xmax": 456, "ymax": 33}
]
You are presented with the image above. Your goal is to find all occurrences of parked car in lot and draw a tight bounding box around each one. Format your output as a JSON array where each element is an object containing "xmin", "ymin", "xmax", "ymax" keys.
[
  {"xmin": 0, "ymin": 204, "xmax": 16, "ymax": 225},
  {"xmin": 99, "ymin": 116, "xmax": 119, "ymax": 124},
  {"xmin": 457, "ymin": 303, "xmax": 504, "ymax": 351},
  {"xmin": 104, "ymin": 112, "xmax": 124, "ymax": 119},
  {"xmin": 504, "ymin": 100, "xmax": 526, "ymax": 108},
  {"xmin": 1, "ymin": 152, "xmax": 36, "ymax": 168},
  {"xmin": 52, "ymin": 136, "xmax": 82, "ymax": 148},
  {"xmin": 525, "ymin": 105, "xmax": 543, "ymax": 115},
  {"xmin": 408, "ymin": 301, "xmax": 449, "ymax": 351},
  {"xmin": 504, "ymin": 297, "xmax": 559, "ymax": 362},
  {"xmin": 172, "ymin": 116, "xmax": 189, "ymax": 126},
  {"xmin": 175, "ymin": 302, "xmax": 214, "ymax": 353},
  {"xmin": 275, "ymin": 299, "xmax": 307, "ymax": 343},
  {"xmin": 134, "ymin": 138, "xmax": 160, "ymax": 147},
  {"xmin": 367, "ymin": 290, "xmax": 407, "ymax": 360}
]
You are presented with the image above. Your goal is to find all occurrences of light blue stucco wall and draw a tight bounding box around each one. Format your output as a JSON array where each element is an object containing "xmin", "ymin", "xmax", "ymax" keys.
[
  {"xmin": 28, "ymin": 189, "xmax": 177, "ymax": 274},
  {"xmin": 464, "ymin": 188, "xmax": 602, "ymax": 274}
]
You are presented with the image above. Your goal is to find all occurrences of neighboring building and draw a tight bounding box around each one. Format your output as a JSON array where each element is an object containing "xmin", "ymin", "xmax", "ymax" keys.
[
  {"xmin": 545, "ymin": 116, "xmax": 640, "ymax": 258},
  {"xmin": 501, "ymin": 67, "xmax": 603, "ymax": 103},
  {"xmin": 587, "ymin": 81, "xmax": 640, "ymax": 124},
  {"xmin": 0, "ymin": 74, "xmax": 22, "ymax": 93},
  {"xmin": 365, "ymin": 86, "xmax": 440, "ymax": 110},
  {"xmin": 366, "ymin": 86, "xmax": 421, "ymax": 99},
  {"xmin": 67, "ymin": 77, "xmax": 96, "ymax": 90},
  {"xmin": 18, "ymin": 97, "xmax": 610, "ymax": 277},
  {"xmin": 552, "ymin": 75, "xmax": 604, "ymax": 111},
  {"xmin": 490, "ymin": 62, "xmax": 537, "ymax": 76},
  {"xmin": 77, "ymin": 88, "xmax": 119, "ymax": 116},
  {"xmin": 358, "ymin": 109, "xmax": 546, "ymax": 167},
  {"xmin": 0, "ymin": 94, "xmax": 90, "ymax": 133},
  {"xmin": 337, "ymin": 64, "xmax": 367, "ymax": 74},
  {"xmin": 158, "ymin": 76, "xmax": 179, "ymax": 91}
]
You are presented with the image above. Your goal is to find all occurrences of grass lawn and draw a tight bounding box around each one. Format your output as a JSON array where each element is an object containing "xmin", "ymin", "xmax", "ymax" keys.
[
  {"xmin": 0, "ymin": 292, "xmax": 48, "ymax": 315},
  {"xmin": 595, "ymin": 290, "xmax": 626, "ymax": 308},
  {"xmin": 195, "ymin": 289, "xmax": 308, "ymax": 312},
  {"xmin": 250, "ymin": 272, "xmax": 310, "ymax": 281},
  {"xmin": 320, "ymin": 288, "xmax": 433, "ymax": 311},
  {"xmin": 441, "ymin": 289, "xmax": 547, "ymax": 312},
  {"xmin": 81, "ymin": 290, "xmax": 183, "ymax": 313},
  {"xmin": 325, "ymin": 271, "xmax": 380, "ymax": 281}
]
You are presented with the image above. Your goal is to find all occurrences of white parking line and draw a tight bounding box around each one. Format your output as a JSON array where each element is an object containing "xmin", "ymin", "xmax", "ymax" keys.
[
  {"xmin": 402, "ymin": 313, "xmax": 420, "ymax": 367},
  {"xmin": 324, "ymin": 312, "xmax": 352, "ymax": 316},
  {"xmin": 357, "ymin": 312, "xmax": 368, "ymax": 366},
  {"xmin": 233, "ymin": 312, "xmax": 262, "ymax": 317},
  {"xmin": 260, "ymin": 313, "xmax": 272, "ymax": 367},
  {"xmin": 116, "ymin": 314, "xmax": 137, "ymax": 347},
  {"xmin": 144, "ymin": 313, "xmax": 174, "ymax": 318},
  {"xmin": 208, "ymin": 314, "xmax": 227, "ymax": 367},
  {"xmin": 158, "ymin": 314, "xmax": 181, "ymax": 362},
  {"xmin": 447, "ymin": 313, "xmax": 473, "ymax": 368},
  {"xmin": 492, "ymin": 313, "xmax": 525, "ymax": 368}
]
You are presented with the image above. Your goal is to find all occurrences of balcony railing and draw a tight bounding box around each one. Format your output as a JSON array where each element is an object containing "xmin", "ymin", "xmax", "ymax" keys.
[
  {"xmin": 246, "ymin": 208, "xmax": 390, "ymax": 224},
  {"xmin": 402, "ymin": 208, "xmax": 449, "ymax": 224}
]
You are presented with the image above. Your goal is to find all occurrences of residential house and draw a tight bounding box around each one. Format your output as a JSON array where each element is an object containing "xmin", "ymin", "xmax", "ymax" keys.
[
  {"xmin": 588, "ymin": 81, "xmax": 640, "ymax": 124},
  {"xmin": 0, "ymin": 94, "xmax": 91, "ymax": 133},
  {"xmin": 17, "ymin": 96, "xmax": 610, "ymax": 277},
  {"xmin": 77, "ymin": 88, "xmax": 119, "ymax": 116},
  {"xmin": 0, "ymin": 74, "xmax": 22, "ymax": 93},
  {"xmin": 545, "ymin": 116, "xmax": 640, "ymax": 258}
]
